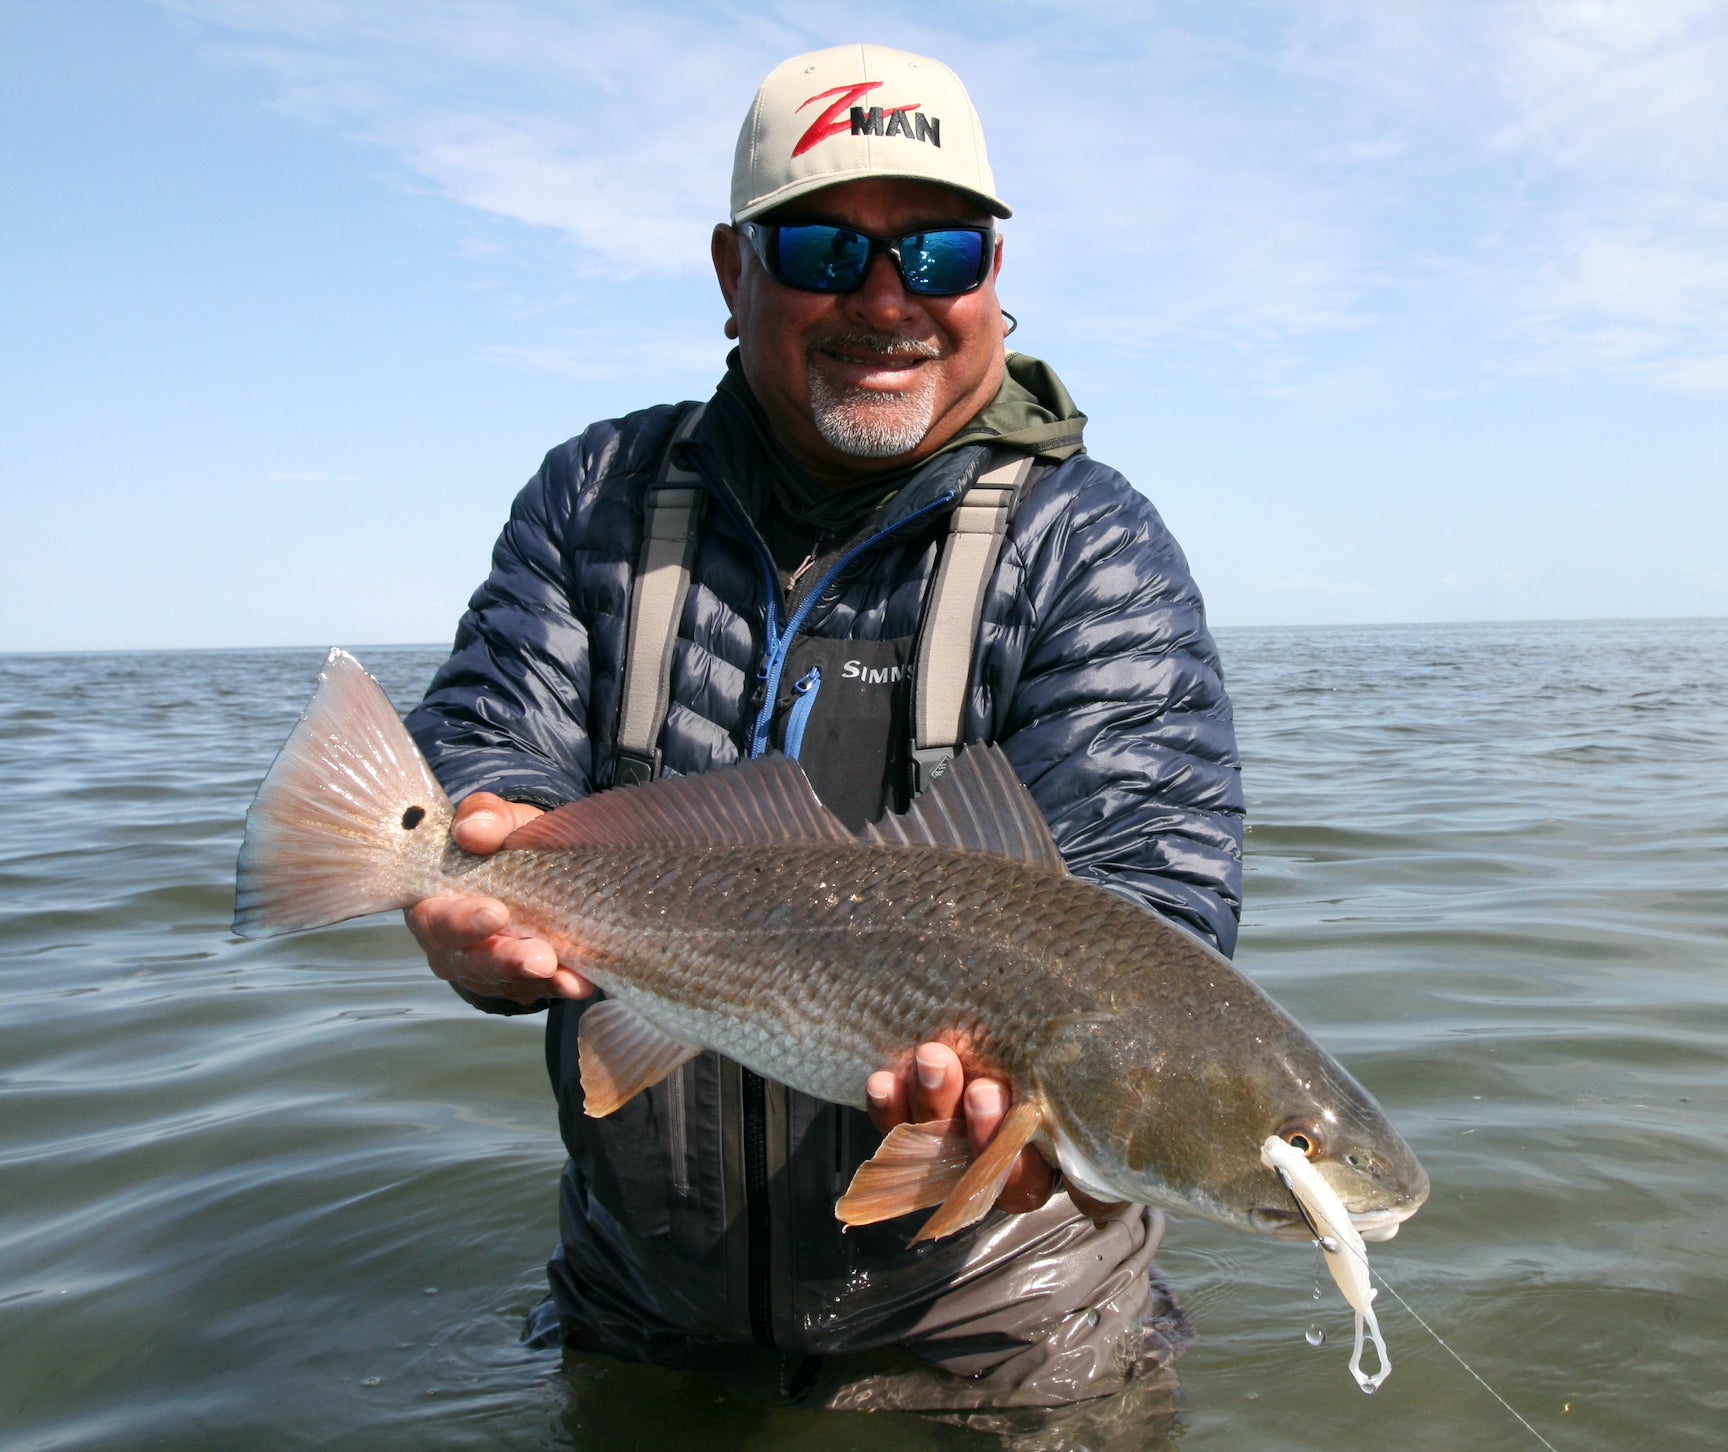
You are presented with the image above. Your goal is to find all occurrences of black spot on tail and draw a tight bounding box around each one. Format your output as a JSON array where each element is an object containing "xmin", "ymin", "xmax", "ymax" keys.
[{"xmin": 401, "ymin": 805, "xmax": 426, "ymax": 830}]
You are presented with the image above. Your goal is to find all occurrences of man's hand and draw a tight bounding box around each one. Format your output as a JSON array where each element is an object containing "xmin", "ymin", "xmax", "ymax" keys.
[
  {"xmin": 864, "ymin": 1043, "xmax": 1125, "ymax": 1220},
  {"xmin": 404, "ymin": 793, "xmax": 595, "ymax": 1005}
]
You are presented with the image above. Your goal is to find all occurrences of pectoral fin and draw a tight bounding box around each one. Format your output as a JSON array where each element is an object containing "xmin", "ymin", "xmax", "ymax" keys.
[
  {"xmin": 835, "ymin": 1119, "xmax": 971, "ymax": 1227},
  {"xmin": 577, "ymin": 1000, "xmax": 699, "ymax": 1117},
  {"xmin": 912, "ymin": 1100, "xmax": 1045, "ymax": 1244}
]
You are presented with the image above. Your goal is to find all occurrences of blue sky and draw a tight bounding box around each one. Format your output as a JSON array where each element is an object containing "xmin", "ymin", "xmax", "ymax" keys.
[{"xmin": 5, "ymin": 0, "xmax": 1726, "ymax": 651}]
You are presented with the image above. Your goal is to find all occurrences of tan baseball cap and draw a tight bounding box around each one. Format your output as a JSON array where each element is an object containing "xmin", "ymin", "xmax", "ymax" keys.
[{"xmin": 731, "ymin": 44, "xmax": 1011, "ymax": 223}]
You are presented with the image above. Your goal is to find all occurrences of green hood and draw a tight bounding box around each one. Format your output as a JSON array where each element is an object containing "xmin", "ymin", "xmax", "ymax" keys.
[
  {"xmin": 711, "ymin": 350, "xmax": 1087, "ymax": 534},
  {"xmin": 950, "ymin": 352, "xmax": 1088, "ymax": 462}
]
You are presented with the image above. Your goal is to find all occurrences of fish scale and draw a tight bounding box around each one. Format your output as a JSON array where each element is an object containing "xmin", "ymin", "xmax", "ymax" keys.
[{"xmin": 451, "ymin": 844, "xmax": 1055, "ymax": 1105}]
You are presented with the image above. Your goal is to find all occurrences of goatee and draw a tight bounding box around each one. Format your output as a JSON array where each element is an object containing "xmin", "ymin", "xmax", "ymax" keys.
[{"xmin": 807, "ymin": 334, "xmax": 942, "ymax": 459}]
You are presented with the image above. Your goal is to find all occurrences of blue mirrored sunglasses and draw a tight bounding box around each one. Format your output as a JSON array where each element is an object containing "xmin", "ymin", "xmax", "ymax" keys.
[{"xmin": 740, "ymin": 222, "xmax": 994, "ymax": 298}]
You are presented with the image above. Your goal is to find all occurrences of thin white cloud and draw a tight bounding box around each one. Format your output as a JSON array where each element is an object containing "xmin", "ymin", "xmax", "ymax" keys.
[
  {"xmin": 482, "ymin": 333, "xmax": 725, "ymax": 380},
  {"xmin": 266, "ymin": 470, "xmax": 358, "ymax": 484},
  {"xmin": 153, "ymin": 0, "xmax": 1728, "ymax": 394},
  {"xmin": 156, "ymin": 0, "xmax": 782, "ymax": 274},
  {"xmin": 1287, "ymin": 0, "xmax": 1728, "ymax": 390},
  {"xmin": 906, "ymin": 25, "xmax": 1401, "ymax": 376},
  {"xmin": 1330, "ymin": 135, "xmax": 1408, "ymax": 163},
  {"xmin": 1491, "ymin": 2, "xmax": 1728, "ymax": 390},
  {"xmin": 150, "ymin": 0, "xmax": 1402, "ymax": 344}
]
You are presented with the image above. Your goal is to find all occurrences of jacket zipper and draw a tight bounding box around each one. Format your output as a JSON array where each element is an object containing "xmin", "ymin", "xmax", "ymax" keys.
[
  {"xmin": 782, "ymin": 666, "xmax": 821, "ymax": 760},
  {"xmin": 742, "ymin": 1067, "xmax": 773, "ymax": 1346},
  {"xmin": 666, "ymin": 1063, "xmax": 689, "ymax": 1198},
  {"xmin": 744, "ymin": 495, "xmax": 954, "ymax": 758}
]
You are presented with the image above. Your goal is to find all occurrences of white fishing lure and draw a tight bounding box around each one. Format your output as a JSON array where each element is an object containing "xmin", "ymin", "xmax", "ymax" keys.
[{"xmin": 1261, "ymin": 1135, "xmax": 1391, "ymax": 1393}]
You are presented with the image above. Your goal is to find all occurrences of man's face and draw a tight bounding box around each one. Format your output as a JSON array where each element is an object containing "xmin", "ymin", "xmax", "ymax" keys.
[{"xmin": 712, "ymin": 178, "xmax": 1008, "ymax": 482}]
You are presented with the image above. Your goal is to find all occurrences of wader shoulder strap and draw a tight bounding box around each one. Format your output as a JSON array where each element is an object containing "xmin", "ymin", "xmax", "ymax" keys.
[
  {"xmin": 613, "ymin": 404, "xmax": 706, "ymax": 787},
  {"xmin": 910, "ymin": 452, "xmax": 1038, "ymax": 795}
]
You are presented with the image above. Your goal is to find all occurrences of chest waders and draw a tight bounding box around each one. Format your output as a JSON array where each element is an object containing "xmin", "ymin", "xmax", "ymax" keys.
[
  {"xmin": 606, "ymin": 403, "xmax": 1037, "ymax": 1354},
  {"xmin": 612, "ymin": 401, "xmax": 1036, "ymax": 800}
]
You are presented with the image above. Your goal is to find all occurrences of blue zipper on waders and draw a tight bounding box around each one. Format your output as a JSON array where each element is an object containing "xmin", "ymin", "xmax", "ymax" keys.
[
  {"xmin": 685, "ymin": 449, "xmax": 962, "ymax": 1348},
  {"xmin": 743, "ymin": 496, "xmax": 955, "ymax": 759},
  {"xmin": 782, "ymin": 666, "xmax": 821, "ymax": 760}
]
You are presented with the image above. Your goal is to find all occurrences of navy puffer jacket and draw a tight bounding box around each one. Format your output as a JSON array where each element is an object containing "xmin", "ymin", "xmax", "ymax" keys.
[
  {"xmin": 404, "ymin": 379, "xmax": 1243, "ymax": 1388},
  {"xmin": 408, "ymin": 401, "xmax": 1242, "ymax": 952}
]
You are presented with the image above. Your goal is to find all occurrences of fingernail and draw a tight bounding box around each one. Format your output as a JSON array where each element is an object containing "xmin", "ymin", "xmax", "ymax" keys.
[
  {"xmin": 915, "ymin": 1048, "xmax": 946, "ymax": 1091},
  {"xmin": 968, "ymin": 1079, "xmax": 1005, "ymax": 1115},
  {"xmin": 472, "ymin": 907, "xmax": 505, "ymax": 935},
  {"xmin": 456, "ymin": 812, "xmax": 497, "ymax": 846},
  {"xmin": 866, "ymin": 1083, "xmax": 889, "ymax": 1109}
]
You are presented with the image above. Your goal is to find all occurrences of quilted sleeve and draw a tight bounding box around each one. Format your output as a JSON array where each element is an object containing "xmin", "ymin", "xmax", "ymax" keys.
[{"xmin": 983, "ymin": 458, "xmax": 1245, "ymax": 955}]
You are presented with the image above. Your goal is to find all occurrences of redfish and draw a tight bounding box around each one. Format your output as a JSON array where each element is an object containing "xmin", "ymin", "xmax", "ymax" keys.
[{"xmin": 235, "ymin": 650, "xmax": 1427, "ymax": 1253}]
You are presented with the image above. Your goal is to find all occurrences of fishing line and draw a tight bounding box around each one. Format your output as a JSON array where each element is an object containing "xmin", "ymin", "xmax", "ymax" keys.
[
  {"xmin": 1365, "ymin": 1267, "xmax": 1562, "ymax": 1452},
  {"xmin": 1307, "ymin": 1223, "xmax": 1562, "ymax": 1452},
  {"xmin": 1273, "ymin": 1144, "xmax": 1560, "ymax": 1446}
]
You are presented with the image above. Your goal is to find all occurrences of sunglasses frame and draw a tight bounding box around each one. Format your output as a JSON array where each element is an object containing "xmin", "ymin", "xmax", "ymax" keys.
[{"xmin": 739, "ymin": 221, "xmax": 996, "ymax": 298}]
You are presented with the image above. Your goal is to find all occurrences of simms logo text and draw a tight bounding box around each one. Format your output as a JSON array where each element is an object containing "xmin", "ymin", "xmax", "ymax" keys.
[
  {"xmin": 794, "ymin": 82, "xmax": 942, "ymax": 158},
  {"xmin": 841, "ymin": 659, "xmax": 906, "ymax": 685}
]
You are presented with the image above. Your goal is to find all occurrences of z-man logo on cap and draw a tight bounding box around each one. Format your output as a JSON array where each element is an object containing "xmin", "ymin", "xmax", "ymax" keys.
[{"xmin": 793, "ymin": 82, "xmax": 942, "ymax": 158}]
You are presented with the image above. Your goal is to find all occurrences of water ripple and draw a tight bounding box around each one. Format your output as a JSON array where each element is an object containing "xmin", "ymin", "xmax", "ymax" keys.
[{"xmin": 1, "ymin": 622, "xmax": 1725, "ymax": 1450}]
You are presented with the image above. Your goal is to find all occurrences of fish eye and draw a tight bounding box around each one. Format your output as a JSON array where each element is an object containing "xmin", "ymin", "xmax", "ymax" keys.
[
  {"xmin": 401, "ymin": 805, "xmax": 426, "ymax": 830},
  {"xmin": 1277, "ymin": 1119, "xmax": 1325, "ymax": 1159}
]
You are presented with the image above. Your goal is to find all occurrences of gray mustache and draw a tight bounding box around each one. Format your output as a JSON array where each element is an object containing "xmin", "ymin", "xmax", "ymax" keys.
[{"xmin": 813, "ymin": 333, "xmax": 943, "ymax": 362}]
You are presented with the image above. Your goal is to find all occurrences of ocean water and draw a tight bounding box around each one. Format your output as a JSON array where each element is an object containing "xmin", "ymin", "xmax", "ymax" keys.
[{"xmin": 2, "ymin": 618, "xmax": 1724, "ymax": 1451}]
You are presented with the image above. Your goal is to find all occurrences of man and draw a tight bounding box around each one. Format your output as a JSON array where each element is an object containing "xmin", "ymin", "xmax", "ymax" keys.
[{"xmin": 403, "ymin": 44, "xmax": 1242, "ymax": 1430}]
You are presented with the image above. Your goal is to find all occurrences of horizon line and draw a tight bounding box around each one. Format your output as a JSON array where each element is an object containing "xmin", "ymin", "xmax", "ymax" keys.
[{"xmin": 4, "ymin": 612, "xmax": 1726, "ymax": 659}]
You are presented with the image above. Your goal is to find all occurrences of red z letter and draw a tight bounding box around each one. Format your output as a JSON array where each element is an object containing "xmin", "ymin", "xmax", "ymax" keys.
[{"xmin": 793, "ymin": 82, "xmax": 882, "ymax": 157}]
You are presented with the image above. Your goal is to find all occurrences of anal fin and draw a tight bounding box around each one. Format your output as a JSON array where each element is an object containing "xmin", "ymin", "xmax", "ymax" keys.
[
  {"xmin": 578, "ymin": 999, "xmax": 700, "ymax": 1117},
  {"xmin": 912, "ymin": 1100, "xmax": 1044, "ymax": 1244},
  {"xmin": 835, "ymin": 1119, "xmax": 970, "ymax": 1228}
]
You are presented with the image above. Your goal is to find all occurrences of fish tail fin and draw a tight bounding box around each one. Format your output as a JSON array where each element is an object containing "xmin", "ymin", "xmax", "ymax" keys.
[{"xmin": 233, "ymin": 650, "xmax": 453, "ymax": 938}]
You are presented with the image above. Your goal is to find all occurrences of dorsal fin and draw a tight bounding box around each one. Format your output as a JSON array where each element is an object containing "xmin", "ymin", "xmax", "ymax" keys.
[
  {"xmin": 860, "ymin": 744, "xmax": 1066, "ymax": 873},
  {"xmin": 501, "ymin": 754, "xmax": 852, "ymax": 851}
]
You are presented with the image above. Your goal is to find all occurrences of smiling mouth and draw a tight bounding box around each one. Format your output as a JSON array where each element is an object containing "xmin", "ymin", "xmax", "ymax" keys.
[
  {"xmin": 822, "ymin": 346, "xmax": 924, "ymax": 366},
  {"xmin": 812, "ymin": 335, "xmax": 942, "ymax": 386}
]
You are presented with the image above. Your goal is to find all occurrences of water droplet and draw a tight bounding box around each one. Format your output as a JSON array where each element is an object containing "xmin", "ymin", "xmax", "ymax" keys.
[
  {"xmin": 422, "ymin": 1287, "xmax": 438, "ymax": 1295},
  {"xmin": 1318, "ymin": 1236, "xmax": 1340, "ymax": 1254},
  {"xmin": 360, "ymin": 1377, "xmax": 382, "ymax": 1387},
  {"xmin": 1086, "ymin": 1308, "xmax": 1101, "ymax": 1327},
  {"xmin": 1305, "ymin": 1325, "xmax": 1326, "ymax": 1347},
  {"xmin": 1361, "ymin": 1381, "xmax": 1378, "ymax": 1395},
  {"xmin": 1312, "ymin": 1283, "xmax": 1324, "ymax": 1300}
]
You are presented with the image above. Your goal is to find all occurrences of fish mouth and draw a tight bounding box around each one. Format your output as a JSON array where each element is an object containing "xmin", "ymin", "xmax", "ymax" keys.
[{"xmin": 1248, "ymin": 1204, "xmax": 1417, "ymax": 1244}]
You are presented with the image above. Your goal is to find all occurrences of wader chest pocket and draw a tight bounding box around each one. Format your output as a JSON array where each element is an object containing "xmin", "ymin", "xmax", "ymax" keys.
[{"xmin": 770, "ymin": 635, "xmax": 916, "ymax": 831}]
